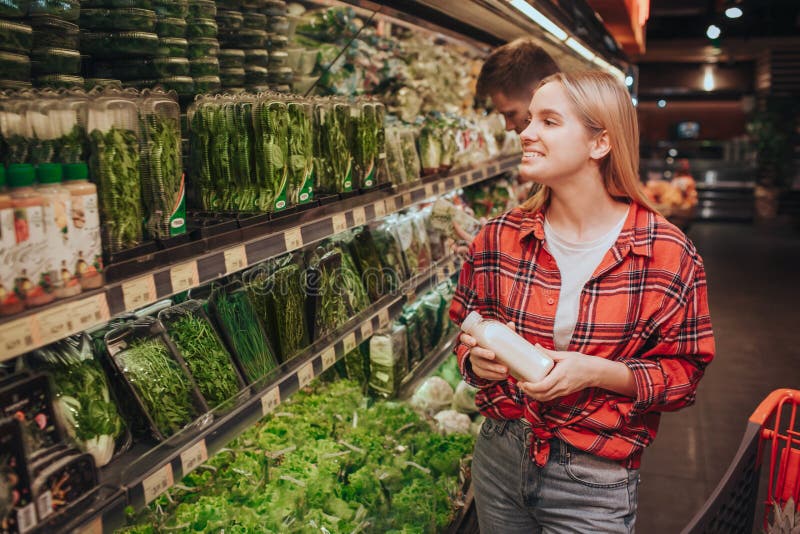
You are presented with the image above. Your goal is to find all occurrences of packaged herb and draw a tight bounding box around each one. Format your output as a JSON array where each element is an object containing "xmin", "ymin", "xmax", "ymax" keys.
[
  {"xmin": 286, "ymin": 100, "xmax": 313, "ymax": 205},
  {"xmin": 384, "ymin": 126, "xmax": 407, "ymax": 184},
  {"xmin": 30, "ymin": 16, "xmax": 78, "ymax": 50},
  {"xmin": 268, "ymin": 49, "xmax": 287, "ymax": 68},
  {"xmin": 215, "ymin": 0, "xmax": 241, "ymax": 8},
  {"xmin": 30, "ymin": 451, "xmax": 97, "ymax": 526},
  {"xmin": 193, "ymin": 74, "xmax": 220, "ymax": 93},
  {"xmin": 80, "ymin": 0, "xmax": 153, "ymax": 7},
  {"xmin": 305, "ymin": 249, "xmax": 346, "ymax": 341},
  {"xmin": 398, "ymin": 304, "xmax": 423, "ymax": 368},
  {"xmin": 187, "ymin": 36, "xmax": 218, "ymax": 58},
  {"xmin": 398, "ymin": 126, "xmax": 421, "ymax": 183},
  {"xmin": 419, "ymin": 123, "xmax": 442, "ymax": 176},
  {"xmin": 35, "ymin": 74, "xmax": 84, "ymax": 89},
  {"xmin": 0, "ymin": 373, "xmax": 64, "ymax": 454},
  {"xmin": 252, "ymin": 96, "xmax": 288, "ymax": 211},
  {"xmin": 218, "ymin": 47, "xmax": 244, "ymax": 68},
  {"xmin": 220, "ymin": 28, "xmax": 266, "ymax": 49},
  {"xmin": 84, "ymin": 78, "xmax": 121, "ymax": 90},
  {"xmin": 244, "ymin": 64, "xmax": 268, "ymax": 85},
  {"xmin": 81, "ymin": 32, "xmax": 159, "ymax": 59},
  {"xmin": 347, "ymin": 225, "xmax": 386, "ymax": 301},
  {"xmin": 104, "ymin": 318, "xmax": 208, "ymax": 441},
  {"xmin": 268, "ymin": 33, "xmax": 289, "ymax": 50},
  {"xmin": 220, "ymin": 67, "xmax": 245, "ymax": 87},
  {"xmin": 79, "ymin": 8, "xmax": 157, "ymax": 32},
  {"xmin": 371, "ymin": 219, "xmax": 408, "ymax": 287},
  {"xmin": 312, "ymin": 98, "xmax": 352, "ymax": 195},
  {"xmin": 155, "ymin": 17, "xmax": 187, "ymax": 38},
  {"xmin": 186, "ymin": 17, "xmax": 218, "ymax": 39},
  {"xmin": 0, "ymin": 0, "xmax": 29, "ymax": 17},
  {"xmin": 368, "ymin": 323, "xmax": 408, "ymax": 398},
  {"xmin": 159, "ymin": 300, "xmax": 245, "ymax": 411},
  {"xmin": 208, "ymin": 281, "xmax": 279, "ymax": 385},
  {"xmin": 242, "ymin": 11, "xmax": 266, "ymax": 29},
  {"xmin": 31, "ymin": 47, "xmax": 81, "ymax": 76},
  {"xmin": 268, "ymin": 65, "xmax": 292, "ymax": 85},
  {"xmin": 28, "ymin": 0, "xmax": 80, "ymax": 21},
  {"xmin": 152, "ymin": 56, "xmax": 190, "ymax": 77},
  {"xmin": 155, "ymin": 36, "xmax": 188, "ymax": 57},
  {"xmin": 243, "ymin": 47, "xmax": 268, "ymax": 68},
  {"xmin": 139, "ymin": 90, "xmax": 185, "ymax": 240},
  {"xmin": 344, "ymin": 340, "xmax": 369, "ymax": 388},
  {"xmin": 295, "ymin": 48, "xmax": 316, "ymax": 75},
  {"xmin": 0, "ymin": 51, "xmax": 30, "ymax": 82},
  {"xmin": 267, "ymin": 15, "xmax": 289, "ymax": 35},
  {"xmin": 262, "ymin": 0, "xmax": 286, "ymax": 17},
  {"xmin": 187, "ymin": 0, "xmax": 215, "ymax": 19},
  {"xmin": 0, "ymin": 417, "xmax": 35, "ymax": 534},
  {"xmin": 216, "ymin": 9, "xmax": 243, "ymax": 31},
  {"xmin": 0, "ymin": 20, "xmax": 32, "ymax": 54},
  {"xmin": 352, "ymin": 101, "xmax": 380, "ymax": 189},
  {"xmin": 27, "ymin": 334, "xmax": 129, "ymax": 467},
  {"xmin": 158, "ymin": 75, "xmax": 194, "ymax": 94},
  {"xmin": 153, "ymin": 0, "xmax": 187, "ymax": 18},
  {"xmin": 394, "ymin": 212, "xmax": 422, "ymax": 276},
  {"xmin": 189, "ymin": 56, "xmax": 219, "ymax": 77}
]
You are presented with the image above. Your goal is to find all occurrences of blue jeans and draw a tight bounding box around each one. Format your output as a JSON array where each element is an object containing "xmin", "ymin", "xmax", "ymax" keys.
[{"xmin": 472, "ymin": 418, "xmax": 640, "ymax": 533}]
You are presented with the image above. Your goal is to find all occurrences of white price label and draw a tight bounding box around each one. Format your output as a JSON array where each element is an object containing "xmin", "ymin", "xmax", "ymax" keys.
[
  {"xmin": 180, "ymin": 440, "xmax": 208, "ymax": 476},
  {"xmin": 360, "ymin": 321, "xmax": 373, "ymax": 340},
  {"xmin": 73, "ymin": 295, "xmax": 110, "ymax": 331},
  {"xmin": 170, "ymin": 262, "xmax": 199, "ymax": 293},
  {"xmin": 224, "ymin": 245, "xmax": 247, "ymax": 274},
  {"xmin": 36, "ymin": 490, "xmax": 53, "ymax": 520},
  {"xmin": 16, "ymin": 502, "xmax": 36, "ymax": 533},
  {"xmin": 374, "ymin": 199, "xmax": 386, "ymax": 218},
  {"xmin": 425, "ymin": 184, "xmax": 434, "ymax": 198},
  {"xmin": 343, "ymin": 332, "xmax": 357, "ymax": 353},
  {"xmin": 402, "ymin": 193, "xmax": 412, "ymax": 207},
  {"xmin": 332, "ymin": 213, "xmax": 347, "ymax": 234},
  {"xmin": 284, "ymin": 227, "xmax": 303, "ymax": 250},
  {"xmin": 321, "ymin": 346, "xmax": 336, "ymax": 370},
  {"xmin": 143, "ymin": 464, "xmax": 174, "ymax": 505},
  {"xmin": 38, "ymin": 304, "xmax": 73, "ymax": 345},
  {"xmin": 378, "ymin": 308, "xmax": 390, "ymax": 328},
  {"xmin": 122, "ymin": 275, "xmax": 156, "ymax": 311},
  {"xmin": 0, "ymin": 317, "xmax": 38, "ymax": 360},
  {"xmin": 352, "ymin": 206, "xmax": 366, "ymax": 226},
  {"xmin": 74, "ymin": 516, "xmax": 103, "ymax": 534},
  {"xmin": 297, "ymin": 361, "xmax": 314, "ymax": 388},
  {"xmin": 260, "ymin": 387, "xmax": 281, "ymax": 416},
  {"xmin": 435, "ymin": 182, "xmax": 444, "ymax": 195}
]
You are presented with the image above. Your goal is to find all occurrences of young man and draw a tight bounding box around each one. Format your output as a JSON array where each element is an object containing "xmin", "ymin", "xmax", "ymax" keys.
[{"xmin": 476, "ymin": 38, "xmax": 560, "ymax": 134}]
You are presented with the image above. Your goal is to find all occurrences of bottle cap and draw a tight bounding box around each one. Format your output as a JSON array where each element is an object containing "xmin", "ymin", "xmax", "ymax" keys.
[
  {"xmin": 7, "ymin": 164, "xmax": 35, "ymax": 187},
  {"xmin": 63, "ymin": 162, "xmax": 89, "ymax": 181},
  {"xmin": 36, "ymin": 163, "xmax": 63, "ymax": 184},
  {"xmin": 461, "ymin": 311, "xmax": 483, "ymax": 334}
]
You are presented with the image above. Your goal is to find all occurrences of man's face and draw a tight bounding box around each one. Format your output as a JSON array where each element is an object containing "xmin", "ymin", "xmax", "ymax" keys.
[{"xmin": 490, "ymin": 90, "xmax": 532, "ymax": 134}]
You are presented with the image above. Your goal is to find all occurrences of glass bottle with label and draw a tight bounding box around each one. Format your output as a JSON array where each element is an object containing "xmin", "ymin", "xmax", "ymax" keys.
[
  {"xmin": 9, "ymin": 163, "xmax": 55, "ymax": 308},
  {"xmin": 62, "ymin": 163, "xmax": 104, "ymax": 290},
  {"xmin": 0, "ymin": 165, "xmax": 25, "ymax": 315},
  {"xmin": 37, "ymin": 163, "xmax": 81, "ymax": 299}
]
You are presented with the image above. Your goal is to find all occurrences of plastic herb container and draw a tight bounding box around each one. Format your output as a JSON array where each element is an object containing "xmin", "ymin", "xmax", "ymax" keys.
[
  {"xmin": 84, "ymin": 78, "xmax": 121, "ymax": 90},
  {"xmin": 242, "ymin": 12, "xmax": 266, "ymax": 29},
  {"xmin": 243, "ymin": 48, "xmax": 268, "ymax": 68},
  {"xmin": 31, "ymin": 47, "xmax": 81, "ymax": 75},
  {"xmin": 186, "ymin": 17, "xmax": 217, "ymax": 38},
  {"xmin": 79, "ymin": 8, "xmax": 157, "ymax": 32},
  {"xmin": 0, "ymin": 80, "xmax": 31, "ymax": 90},
  {"xmin": 268, "ymin": 49, "xmax": 288, "ymax": 68},
  {"xmin": 81, "ymin": 0, "xmax": 152, "ymax": 7},
  {"xmin": 29, "ymin": 16, "xmax": 78, "ymax": 49},
  {"xmin": 193, "ymin": 75, "xmax": 220, "ymax": 93},
  {"xmin": 153, "ymin": 0, "xmax": 187, "ymax": 18},
  {"xmin": 216, "ymin": 9, "xmax": 243, "ymax": 31},
  {"xmin": 221, "ymin": 28, "xmax": 266, "ymax": 49},
  {"xmin": 187, "ymin": 0, "xmax": 215, "ymax": 19},
  {"xmin": 159, "ymin": 75, "xmax": 194, "ymax": 94},
  {"xmin": 215, "ymin": 0, "xmax": 242, "ymax": 9},
  {"xmin": 81, "ymin": 32, "xmax": 159, "ymax": 58},
  {"xmin": 0, "ymin": 0, "xmax": 30, "ymax": 18},
  {"xmin": 189, "ymin": 56, "xmax": 219, "ymax": 77},
  {"xmin": 121, "ymin": 78, "xmax": 157, "ymax": 90},
  {"xmin": 152, "ymin": 56, "xmax": 190, "ymax": 77},
  {"xmin": 244, "ymin": 64, "xmax": 268, "ymax": 85},
  {"xmin": 155, "ymin": 36, "xmax": 188, "ymax": 57},
  {"xmin": 0, "ymin": 51, "xmax": 31, "ymax": 81},
  {"xmin": 93, "ymin": 58, "xmax": 156, "ymax": 80},
  {"xmin": 187, "ymin": 36, "xmax": 218, "ymax": 58},
  {"xmin": 262, "ymin": 0, "xmax": 286, "ymax": 17},
  {"xmin": 219, "ymin": 67, "xmax": 245, "ymax": 87},
  {"xmin": 267, "ymin": 15, "xmax": 289, "ymax": 35},
  {"xmin": 268, "ymin": 66, "xmax": 292, "ymax": 85},
  {"xmin": 0, "ymin": 20, "xmax": 32, "ymax": 54},
  {"xmin": 268, "ymin": 33, "xmax": 288, "ymax": 50},
  {"xmin": 218, "ymin": 47, "xmax": 244, "ymax": 68},
  {"xmin": 35, "ymin": 74, "xmax": 84, "ymax": 88},
  {"xmin": 155, "ymin": 16, "xmax": 186, "ymax": 38},
  {"xmin": 28, "ymin": 0, "xmax": 80, "ymax": 21}
]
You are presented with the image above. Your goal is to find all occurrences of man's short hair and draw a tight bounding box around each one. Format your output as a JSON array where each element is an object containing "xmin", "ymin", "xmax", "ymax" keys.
[{"xmin": 476, "ymin": 38, "xmax": 559, "ymax": 101}]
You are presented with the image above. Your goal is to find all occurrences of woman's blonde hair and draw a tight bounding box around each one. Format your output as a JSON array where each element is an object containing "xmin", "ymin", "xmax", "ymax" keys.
[{"xmin": 520, "ymin": 70, "xmax": 655, "ymax": 212}]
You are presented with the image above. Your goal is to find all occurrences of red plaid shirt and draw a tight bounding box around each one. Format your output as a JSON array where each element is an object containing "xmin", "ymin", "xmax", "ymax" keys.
[{"xmin": 449, "ymin": 201, "xmax": 715, "ymax": 468}]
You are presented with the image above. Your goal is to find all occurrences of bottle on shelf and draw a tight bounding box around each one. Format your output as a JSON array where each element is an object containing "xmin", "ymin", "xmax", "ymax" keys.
[
  {"xmin": 0, "ymin": 165, "xmax": 25, "ymax": 316},
  {"xmin": 62, "ymin": 163, "xmax": 104, "ymax": 290},
  {"xmin": 460, "ymin": 311, "xmax": 554, "ymax": 383}
]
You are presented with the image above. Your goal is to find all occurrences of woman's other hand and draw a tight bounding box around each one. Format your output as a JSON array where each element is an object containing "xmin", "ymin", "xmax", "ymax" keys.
[
  {"xmin": 459, "ymin": 321, "xmax": 516, "ymax": 381},
  {"xmin": 517, "ymin": 345, "xmax": 600, "ymax": 402}
]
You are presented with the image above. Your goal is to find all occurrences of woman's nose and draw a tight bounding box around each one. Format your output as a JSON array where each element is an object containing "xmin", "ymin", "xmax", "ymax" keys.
[{"xmin": 519, "ymin": 121, "xmax": 538, "ymax": 143}]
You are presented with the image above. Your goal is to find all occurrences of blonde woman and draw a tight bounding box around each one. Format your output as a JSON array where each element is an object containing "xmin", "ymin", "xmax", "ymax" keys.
[{"xmin": 450, "ymin": 71, "xmax": 715, "ymax": 532}]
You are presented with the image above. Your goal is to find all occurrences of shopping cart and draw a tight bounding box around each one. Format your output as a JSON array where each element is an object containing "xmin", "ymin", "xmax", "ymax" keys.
[{"xmin": 682, "ymin": 388, "xmax": 800, "ymax": 533}]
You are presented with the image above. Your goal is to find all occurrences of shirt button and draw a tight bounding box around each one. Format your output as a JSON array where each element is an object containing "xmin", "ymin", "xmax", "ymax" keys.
[{"xmin": 547, "ymin": 298, "xmax": 555, "ymax": 305}]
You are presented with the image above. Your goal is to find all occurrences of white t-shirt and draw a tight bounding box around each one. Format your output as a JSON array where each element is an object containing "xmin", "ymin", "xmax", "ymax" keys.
[{"xmin": 544, "ymin": 209, "xmax": 628, "ymax": 350}]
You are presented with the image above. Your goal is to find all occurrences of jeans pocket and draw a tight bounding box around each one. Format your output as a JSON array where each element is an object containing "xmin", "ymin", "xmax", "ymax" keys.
[
  {"xmin": 479, "ymin": 418, "xmax": 508, "ymax": 440},
  {"xmin": 565, "ymin": 449, "xmax": 630, "ymax": 489}
]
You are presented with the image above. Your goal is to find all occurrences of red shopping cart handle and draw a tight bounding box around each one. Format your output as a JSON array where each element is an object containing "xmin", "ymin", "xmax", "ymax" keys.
[{"xmin": 750, "ymin": 388, "xmax": 800, "ymax": 426}]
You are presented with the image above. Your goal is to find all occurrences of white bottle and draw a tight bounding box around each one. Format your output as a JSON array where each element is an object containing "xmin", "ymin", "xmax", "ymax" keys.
[{"xmin": 461, "ymin": 311, "xmax": 554, "ymax": 383}]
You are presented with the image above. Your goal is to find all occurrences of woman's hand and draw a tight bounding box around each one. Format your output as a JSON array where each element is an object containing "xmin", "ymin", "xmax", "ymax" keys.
[
  {"xmin": 459, "ymin": 321, "xmax": 515, "ymax": 381},
  {"xmin": 517, "ymin": 345, "xmax": 603, "ymax": 402}
]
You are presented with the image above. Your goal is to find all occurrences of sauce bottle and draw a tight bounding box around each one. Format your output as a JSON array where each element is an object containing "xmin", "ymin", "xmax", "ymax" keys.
[
  {"xmin": 461, "ymin": 311, "xmax": 554, "ymax": 383},
  {"xmin": 0, "ymin": 165, "xmax": 25, "ymax": 315},
  {"xmin": 62, "ymin": 163, "xmax": 104, "ymax": 289}
]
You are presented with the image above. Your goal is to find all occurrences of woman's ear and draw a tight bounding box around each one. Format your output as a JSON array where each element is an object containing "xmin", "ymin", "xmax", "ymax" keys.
[{"xmin": 590, "ymin": 130, "xmax": 611, "ymax": 160}]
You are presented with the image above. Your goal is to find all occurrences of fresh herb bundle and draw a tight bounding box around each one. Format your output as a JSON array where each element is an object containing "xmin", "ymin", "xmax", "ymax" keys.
[
  {"xmin": 371, "ymin": 222, "xmax": 408, "ymax": 287},
  {"xmin": 212, "ymin": 287, "xmax": 279, "ymax": 384},
  {"xmin": 287, "ymin": 101, "xmax": 313, "ymax": 204},
  {"xmin": 352, "ymin": 102, "xmax": 378, "ymax": 189},
  {"xmin": 253, "ymin": 99, "xmax": 288, "ymax": 211},
  {"xmin": 114, "ymin": 337, "xmax": 198, "ymax": 438},
  {"xmin": 163, "ymin": 309, "xmax": 241, "ymax": 409},
  {"xmin": 348, "ymin": 226, "xmax": 386, "ymax": 301},
  {"xmin": 312, "ymin": 102, "xmax": 336, "ymax": 194},
  {"xmin": 229, "ymin": 101, "xmax": 255, "ymax": 209},
  {"xmin": 141, "ymin": 110, "xmax": 183, "ymax": 240}
]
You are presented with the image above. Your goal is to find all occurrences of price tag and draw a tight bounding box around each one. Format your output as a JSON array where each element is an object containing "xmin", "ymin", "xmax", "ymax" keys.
[
  {"xmin": 0, "ymin": 317, "xmax": 38, "ymax": 360},
  {"xmin": 437, "ymin": 267, "xmax": 448, "ymax": 282},
  {"xmin": 374, "ymin": 199, "xmax": 386, "ymax": 218},
  {"xmin": 378, "ymin": 308, "xmax": 390, "ymax": 328},
  {"xmin": 122, "ymin": 275, "xmax": 156, "ymax": 311},
  {"xmin": 321, "ymin": 346, "xmax": 336, "ymax": 370},
  {"xmin": 343, "ymin": 332, "xmax": 357, "ymax": 353},
  {"xmin": 332, "ymin": 213, "xmax": 347, "ymax": 234},
  {"xmin": 402, "ymin": 193, "xmax": 412, "ymax": 207},
  {"xmin": 405, "ymin": 289, "xmax": 416, "ymax": 304},
  {"xmin": 170, "ymin": 262, "xmax": 199, "ymax": 293},
  {"xmin": 74, "ymin": 516, "xmax": 102, "ymax": 534},
  {"xmin": 284, "ymin": 227, "xmax": 303, "ymax": 250},
  {"xmin": 425, "ymin": 184, "xmax": 434, "ymax": 198},
  {"xmin": 36, "ymin": 490, "xmax": 53, "ymax": 520},
  {"xmin": 260, "ymin": 387, "xmax": 280, "ymax": 416},
  {"xmin": 38, "ymin": 304, "xmax": 73, "ymax": 345},
  {"xmin": 360, "ymin": 321, "xmax": 373, "ymax": 340},
  {"xmin": 143, "ymin": 464, "xmax": 174, "ymax": 505},
  {"xmin": 16, "ymin": 502, "xmax": 36, "ymax": 533},
  {"xmin": 180, "ymin": 439, "xmax": 208, "ymax": 476},
  {"xmin": 73, "ymin": 295, "xmax": 110, "ymax": 331},
  {"xmin": 224, "ymin": 245, "xmax": 247, "ymax": 274},
  {"xmin": 352, "ymin": 206, "xmax": 366, "ymax": 226},
  {"xmin": 297, "ymin": 361, "xmax": 314, "ymax": 388}
]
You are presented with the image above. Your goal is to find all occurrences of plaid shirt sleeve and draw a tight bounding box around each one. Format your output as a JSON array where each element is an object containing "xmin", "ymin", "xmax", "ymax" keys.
[{"xmin": 613, "ymin": 240, "xmax": 715, "ymax": 420}]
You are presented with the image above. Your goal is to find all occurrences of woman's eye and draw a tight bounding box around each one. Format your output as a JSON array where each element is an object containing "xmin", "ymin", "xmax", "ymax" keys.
[{"xmin": 544, "ymin": 119, "xmax": 555, "ymax": 126}]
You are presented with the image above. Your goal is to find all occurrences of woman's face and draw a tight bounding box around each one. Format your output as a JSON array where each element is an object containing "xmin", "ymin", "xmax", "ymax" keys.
[{"xmin": 518, "ymin": 81, "xmax": 597, "ymax": 186}]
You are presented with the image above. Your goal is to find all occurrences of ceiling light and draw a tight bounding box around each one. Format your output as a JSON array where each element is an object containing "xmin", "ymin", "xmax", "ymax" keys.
[
  {"xmin": 703, "ymin": 65, "xmax": 715, "ymax": 91},
  {"xmin": 625, "ymin": 75, "xmax": 634, "ymax": 87},
  {"xmin": 565, "ymin": 37, "xmax": 594, "ymax": 61},
  {"xmin": 706, "ymin": 24, "xmax": 721, "ymax": 39},
  {"xmin": 657, "ymin": 99, "xmax": 667, "ymax": 108},
  {"xmin": 507, "ymin": 0, "xmax": 568, "ymax": 41},
  {"xmin": 725, "ymin": 7, "xmax": 743, "ymax": 18}
]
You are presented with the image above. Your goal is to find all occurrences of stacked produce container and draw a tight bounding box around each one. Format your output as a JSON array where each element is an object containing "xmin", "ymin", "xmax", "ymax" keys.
[
  {"xmin": 265, "ymin": 0, "xmax": 292, "ymax": 92},
  {"xmin": 29, "ymin": 0, "xmax": 81, "ymax": 88},
  {"xmin": 0, "ymin": 3, "xmax": 32, "ymax": 91},
  {"xmin": 151, "ymin": 0, "xmax": 194, "ymax": 98},
  {"xmin": 187, "ymin": 0, "xmax": 220, "ymax": 94}
]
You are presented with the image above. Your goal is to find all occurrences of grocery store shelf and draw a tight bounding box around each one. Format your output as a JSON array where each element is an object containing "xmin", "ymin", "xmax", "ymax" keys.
[
  {"xmin": 63, "ymin": 254, "xmax": 461, "ymax": 533},
  {"xmin": 0, "ymin": 155, "xmax": 518, "ymax": 364}
]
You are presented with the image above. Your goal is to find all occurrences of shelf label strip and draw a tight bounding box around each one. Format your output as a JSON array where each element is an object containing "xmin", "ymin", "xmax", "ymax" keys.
[
  {"xmin": 284, "ymin": 227, "xmax": 304, "ymax": 251},
  {"xmin": 297, "ymin": 361, "xmax": 314, "ymax": 388}
]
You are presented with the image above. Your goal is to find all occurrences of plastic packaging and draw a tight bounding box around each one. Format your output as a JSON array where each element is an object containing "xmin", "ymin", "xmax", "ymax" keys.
[
  {"xmin": 244, "ymin": 64, "xmax": 268, "ymax": 85},
  {"xmin": 187, "ymin": 36, "xmax": 218, "ymax": 58},
  {"xmin": 81, "ymin": 31, "xmax": 159, "ymax": 58},
  {"xmin": 158, "ymin": 75, "xmax": 194, "ymax": 94},
  {"xmin": 268, "ymin": 65, "xmax": 291, "ymax": 85},
  {"xmin": 296, "ymin": 48, "xmax": 317, "ymax": 75},
  {"xmin": 35, "ymin": 74, "xmax": 84, "ymax": 89},
  {"xmin": 192, "ymin": 75, "xmax": 220, "ymax": 93},
  {"xmin": 28, "ymin": 0, "xmax": 80, "ymax": 21},
  {"xmin": 268, "ymin": 49, "xmax": 287, "ymax": 68},
  {"xmin": 262, "ymin": 0, "xmax": 286, "ymax": 17},
  {"xmin": 0, "ymin": 0, "xmax": 30, "ymax": 18},
  {"xmin": 31, "ymin": 47, "xmax": 81, "ymax": 76},
  {"xmin": 185, "ymin": 17, "xmax": 217, "ymax": 39},
  {"xmin": 189, "ymin": 56, "xmax": 219, "ymax": 77},
  {"xmin": 62, "ymin": 163, "xmax": 104, "ymax": 289},
  {"xmin": 79, "ymin": 8, "xmax": 157, "ymax": 32},
  {"xmin": 267, "ymin": 15, "xmax": 289, "ymax": 35},
  {"xmin": 152, "ymin": 0, "xmax": 187, "ymax": 18},
  {"xmin": 187, "ymin": 0, "xmax": 215, "ymax": 19},
  {"xmin": 429, "ymin": 197, "xmax": 482, "ymax": 240},
  {"xmin": 220, "ymin": 28, "xmax": 266, "ymax": 49},
  {"xmin": 155, "ymin": 16, "xmax": 187, "ymax": 38},
  {"xmin": 368, "ymin": 323, "xmax": 408, "ymax": 398},
  {"xmin": 0, "ymin": 51, "xmax": 31, "ymax": 82},
  {"xmin": 242, "ymin": 11, "xmax": 266, "ymax": 29},
  {"xmin": 243, "ymin": 48, "xmax": 267, "ymax": 68},
  {"xmin": 155, "ymin": 36, "xmax": 188, "ymax": 57},
  {"xmin": 219, "ymin": 67, "xmax": 244, "ymax": 87},
  {"xmin": 30, "ymin": 16, "xmax": 78, "ymax": 50},
  {"xmin": 0, "ymin": 20, "xmax": 32, "ymax": 54},
  {"xmin": 218, "ymin": 47, "xmax": 244, "ymax": 68},
  {"xmin": 152, "ymin": 56, "xmax": 190, "ymax": 77},
  {"xmin": 81, "ymin": 0, "xmax": 153, "ymax": 6},
  {"xmin": 0, "ymin": 167, "xmax": 24, "ymax": 315},
  {"xmin": 461, "ymin": 311, "xmax": 554, "ymax": 383},
  {"xmin": 216, "ymin": 9, "xmax": 243, "ymax": 31},
  {"xmin": 268, "ymin": 33, "xmax": 288, "ymax": 50},
  {"xmin": 92, "ymin": 58, "xmax": 155, "ymax": 80}
]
